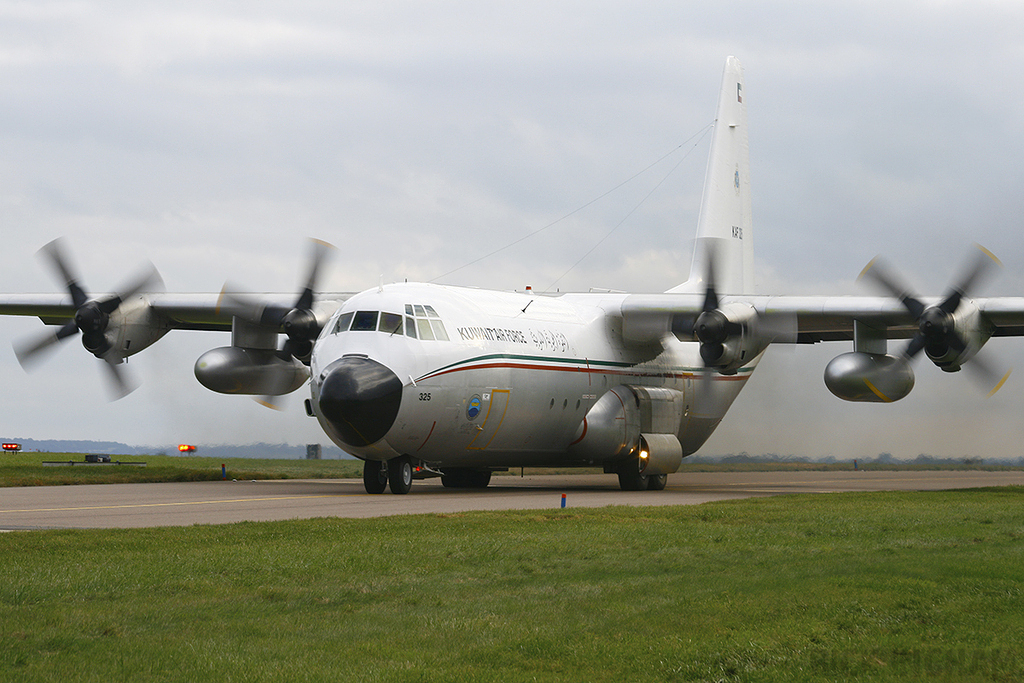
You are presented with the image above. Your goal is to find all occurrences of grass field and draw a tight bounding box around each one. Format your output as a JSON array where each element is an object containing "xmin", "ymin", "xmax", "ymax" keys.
[
  {"xmin": 0, "ymin": 453, "xmax": 364, "ymax": 487},
  {"xmin": 3, "ymin": 451, "xmax": 1020, "ymax": 488},
  {"xmin": 2, "ymin": 488, "xmax": 1023, "ymax": 682}
]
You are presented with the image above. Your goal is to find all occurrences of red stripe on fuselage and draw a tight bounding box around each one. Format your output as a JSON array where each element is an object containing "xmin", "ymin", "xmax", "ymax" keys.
[{"xmin": 417, "ymin": 360, "xmax": 751, "ymax": 383}]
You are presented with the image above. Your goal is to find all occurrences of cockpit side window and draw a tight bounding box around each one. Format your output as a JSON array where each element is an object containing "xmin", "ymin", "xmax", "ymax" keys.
[
  {"xmin": 332, "ymin": 311, "xmax": 354, "ymax": 334},
  {"xmin": 351, "ymin": 310, "xmax": 379, "ymax": 331},
  {"xmin": 429, "ymin": 320, "xmax": 449, "ymax": 341},
  {"xmin": 416, "ymin": 318, "xmax": 435, "ymax": 340},
  {"xmin": 406, "ymin": 303, "xmax": 449, "ymax": 341}
]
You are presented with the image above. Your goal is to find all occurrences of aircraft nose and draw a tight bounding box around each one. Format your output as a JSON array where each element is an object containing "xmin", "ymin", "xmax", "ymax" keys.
[{"xmin": 317, "ymin": 357, "xmax": 404, "ymax": 447}]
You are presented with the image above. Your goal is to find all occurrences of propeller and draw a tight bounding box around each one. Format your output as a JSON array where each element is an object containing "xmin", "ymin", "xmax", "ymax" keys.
[
  {"xmin": 859, "ymin": 244, "xmax": 1010, "ymax": 395},
  {"xmin": 14, "ymin": 238, "xmax": 163, "ymax": 399},
  {"xmin": 218, "ymin": 238, "xmax": 336, "ymax": 407},
  {"xmin": 675, "ymin": 247, "xmax": 742, "ymax": 365},
  {"xmin": 675, "ymin": 240, "xmax": 791, "ymax": 371}
]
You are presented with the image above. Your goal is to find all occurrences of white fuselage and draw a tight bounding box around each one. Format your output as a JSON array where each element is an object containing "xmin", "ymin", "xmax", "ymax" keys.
[{"xmin": 309, "ymin": 282, "xmax": 755, "ymax": 468}]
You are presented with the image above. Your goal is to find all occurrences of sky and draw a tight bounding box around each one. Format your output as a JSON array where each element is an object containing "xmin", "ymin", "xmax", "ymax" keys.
[{"xmin": 2, "ymin": 1, "xmax": 1024, "ymax": 459}]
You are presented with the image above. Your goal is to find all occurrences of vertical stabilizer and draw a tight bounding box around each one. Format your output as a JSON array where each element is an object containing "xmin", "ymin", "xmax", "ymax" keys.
[{"xmin": 669, "ymin": 57, "xmax": 753, "ymax": 295}]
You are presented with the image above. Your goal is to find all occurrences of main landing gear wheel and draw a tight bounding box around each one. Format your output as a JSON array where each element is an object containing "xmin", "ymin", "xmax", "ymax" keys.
[
  {"xmin": 441, "ymin": 468, "xmax": 492, "ymax": 489},
  {"xmin": 363, "ymin": 460, "xmax": 388, "ymax": 494},
  {"xmin": 388, "ymin": 455, "xmax": 413, "ymax": 495},
  {"xmin": 646, "ymin": 474, "xmax": 668, "ymax": 491},
  {"xmin": 617, "ymin": 463, "xmax": 649, "ymax": 492}
]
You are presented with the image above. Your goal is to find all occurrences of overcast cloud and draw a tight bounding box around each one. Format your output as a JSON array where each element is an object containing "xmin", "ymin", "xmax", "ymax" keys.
[{"xmin": 2, "ymin": 1, "xmax": 1024, "ymax": 459}]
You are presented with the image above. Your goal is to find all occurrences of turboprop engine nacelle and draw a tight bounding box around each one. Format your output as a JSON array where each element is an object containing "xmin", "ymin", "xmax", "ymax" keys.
[
  {"xmin": 194, "ymin": 347, "xmax": 309, "ymax": 395},
  {"xmin": 921, "ymin": 300, "xmax": 990, "ymax": 372},
  {"xmin": 109, "ymin": 298, "xmax": 171, "ymax": 359},
  {"xmin": 695, "ymin": 302, "xmax": 769, "ymax": 376},
  {"xmin": 824, "ymin": 352, "xmax": 915, "ymax": 403}
]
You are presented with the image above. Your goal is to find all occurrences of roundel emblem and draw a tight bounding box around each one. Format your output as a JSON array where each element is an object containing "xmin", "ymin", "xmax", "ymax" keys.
[{"xmin": 467, "ymin": 395, "xmax": 482, "ymax": 420}]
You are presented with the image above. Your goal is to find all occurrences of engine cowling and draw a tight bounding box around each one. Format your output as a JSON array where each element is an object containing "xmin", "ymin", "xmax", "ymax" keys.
[
  {"xmin": 693, "ymin": 302, "xmax": 769, "ymax": 375},
  {"xmin": 110, "ymin": 297, "xmax": 171, "ymax": 360},
  {"xmin": 921, "ymin": 300, "xmax": 990, "ymax": 372},
  {"xmin": 194, "ymin": 347, "xmax": 309, "ymax": 395},
  {"xmin": 824, "ymin": 352, "xmax": 915, "ymax": 403}
]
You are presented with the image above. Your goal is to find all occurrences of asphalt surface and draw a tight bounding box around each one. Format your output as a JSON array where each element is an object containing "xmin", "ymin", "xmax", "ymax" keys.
[{"xmin": 2, "ymin": 470, "xmax": 1023, "ymax": 530}]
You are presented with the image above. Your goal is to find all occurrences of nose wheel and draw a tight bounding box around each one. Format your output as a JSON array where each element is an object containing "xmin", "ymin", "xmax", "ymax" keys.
[
  {"xmin": 387, "ymin": 456, "xmax": 413, "ymax": 494},
  {"xmin": 361, "ymin": 456, "xmax": 414, "ymax": 494},
  {"xmin": 363, "ymin": 460, "xmax": 388, "ymax": 494}
]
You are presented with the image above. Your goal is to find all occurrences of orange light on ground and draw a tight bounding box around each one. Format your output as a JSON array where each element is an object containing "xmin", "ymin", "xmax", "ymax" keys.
[{"xmin": 178, "ymin": 444, "xmax": 197, "ymax": 453}]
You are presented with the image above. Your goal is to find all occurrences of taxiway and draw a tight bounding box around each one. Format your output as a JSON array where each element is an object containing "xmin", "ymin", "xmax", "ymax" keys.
[{"xmin": 3, "ymin": 470, "xmax": 1023, "ymax": 530}]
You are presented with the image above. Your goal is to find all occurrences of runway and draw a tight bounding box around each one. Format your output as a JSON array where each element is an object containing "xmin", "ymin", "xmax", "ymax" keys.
[{"xmin": 2, "ymin": 470, "xmax": 1023, "ymax": 530}]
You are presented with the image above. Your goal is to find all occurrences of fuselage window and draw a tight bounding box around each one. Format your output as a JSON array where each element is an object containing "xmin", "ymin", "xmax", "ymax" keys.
[
  {"xmin": 378, "ymin": 312, "xmax": 403, "ymax": 335},
  {"xmin": 351, "ymin": 310, "xmax": 379, "ymax": 331},
  {"xmin": 333, "ymin": 311, "xmax": 354, "ymax": 334}
]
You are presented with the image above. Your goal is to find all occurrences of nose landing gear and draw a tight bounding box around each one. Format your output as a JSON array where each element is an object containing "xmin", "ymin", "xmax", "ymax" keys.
[
  {"xmin": 387, "ymin": 456, "xmax": 413, "ymax": 495},
  {"xmin": 363, "ymin": 460, "xmax": 388, "ymax": 494},
  {"xmin": 361, "ymin": 456, "xmax": 415, "ymax": 495}
]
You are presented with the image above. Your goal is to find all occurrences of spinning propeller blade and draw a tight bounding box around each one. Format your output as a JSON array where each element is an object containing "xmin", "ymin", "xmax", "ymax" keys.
[
  {"xmin": 859, "ymin": 244, "xmax": 1010, "ymax": 395},
  {"xmin": 14, "ymin": 238, "xmax": 163, "ymax": 400},
  {"xmin": 219, "ymin": 238, "xmax": 336, "ymax": 408}
]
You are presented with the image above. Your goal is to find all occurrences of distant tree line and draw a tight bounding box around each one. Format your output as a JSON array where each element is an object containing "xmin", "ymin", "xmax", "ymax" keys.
[
  {"xmin": 0, "ymin": 438, "xmax": 355, "ymax": 459},
  {"xmin": 690, "ymin": 452, "xmax": 1024, "ymax": 467}
]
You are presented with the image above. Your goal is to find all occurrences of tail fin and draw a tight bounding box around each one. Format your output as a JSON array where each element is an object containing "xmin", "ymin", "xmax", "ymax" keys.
[{"xmin": 669, "ymin": 56, "xmax": 753, "ymax": 295}]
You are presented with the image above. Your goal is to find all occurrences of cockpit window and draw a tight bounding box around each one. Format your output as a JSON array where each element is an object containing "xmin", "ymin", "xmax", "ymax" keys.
[
  {"xmin": 332, "ymin": 306, "xmax": 448, "ymax": 341},
  {"xmin": 407, "ymin": 303, "xmax": 449, "ymax": 341},
  {"xmin": 416, "ymin": 318, "xmax": 435, "ymax": 340},
  {"xmin": 332, "ymin": 311, "xmax": 354, "ymax": 334},
  {"xmin": 378, "ymin": 312, "xmax": 403, "ymax": 335},
  {"xmin": 351, "ymin": 310, "xmax": 379, "ymax": 331},
  {"xmin": 429, "ymin": 319, "xmax": 449, "ymax": 341}
]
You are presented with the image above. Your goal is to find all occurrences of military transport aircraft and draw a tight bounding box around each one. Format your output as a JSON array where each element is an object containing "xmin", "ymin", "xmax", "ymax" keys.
[{"xmin": 3, "ymin": 57, "xmax": 1024, "ymax": 494}]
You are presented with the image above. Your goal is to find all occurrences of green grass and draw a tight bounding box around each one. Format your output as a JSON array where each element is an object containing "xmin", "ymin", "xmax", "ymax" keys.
[
  {"xmin": 0, "ymin": 453, "xmax": 363, "ymax": 487},
  {"xmin": 5, "ymin": 452, "xmax": 1020, "ymax": 488},
  {"xmin": 2, "ymin": 488, "xmax": 1024, "ymax": 681}
]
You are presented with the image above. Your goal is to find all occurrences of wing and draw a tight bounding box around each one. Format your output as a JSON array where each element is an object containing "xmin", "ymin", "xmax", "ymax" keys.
[
  {"xmin": 619, "ymin": 292, "xmax": 1024, "ymax": 400},
  {"xmin": 1, "ymin": 237, "xmax": 355, "ymax": 400},
  {"xmin": 1, "ymin": 291, "xmax": 354, "ymax": 400},
  {"xmin": 0, "ymin": 292, "xmax": 354, "ymax": 334},
  {"xmin": 619, "ymin": 293, "xmax": 921, "ymax": 347}
]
